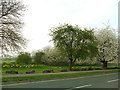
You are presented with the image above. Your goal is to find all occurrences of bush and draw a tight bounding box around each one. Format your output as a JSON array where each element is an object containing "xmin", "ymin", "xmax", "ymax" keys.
[
  {"xmin": 9, "ymin": 62, "xmax": 16, "ymax": 65},
  {"xmin": 80, "ymin": 68, "xmax": 87, "ymax": 71},
  {"xmin": 42, "ymin": 69, "xmax": 54, "ymax": 73},
  {"xmin": 94, "ymin": 68, "xmax": 102, "ymax": 70},
  {"xmin": 6, "ymin": 70, "xmax": 18, "ymax": 74},
  {"xmin": 26, "ymin": 70, "xmax": 35, "ymax": 74},
  {"xmin": 106, "ymin": 67, "xmax": 119, "ymax": 69},
  {"xmin": 72, "ymin": 68, "xmax": 80, "ymax": 71},
  {"xmin": 60, "ymin": 69, "xmax": 67, "ymax": 72},
  {"xmin": 87, "ymin": 67, "xmax": 93, "ymax": 70},
  {"xmin": 16, "ymin": 52, "xmax": 32, "ymax": 64},
  {"xmin": 2, "ymin": 62, "xmax": 7, "ymax": 65},
  {"xmin": 118, "ymin": 67, "xmax": 120, "ymax": 69},
  {"xmin": 34, "ymin": 51, "xmax": 45, "ymax": 64}
]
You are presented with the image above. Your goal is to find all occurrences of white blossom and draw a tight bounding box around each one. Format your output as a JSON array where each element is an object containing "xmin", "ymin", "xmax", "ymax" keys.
[{"xmin": 95, "ymin": 26, "xmax": 118, "ymax": 62}]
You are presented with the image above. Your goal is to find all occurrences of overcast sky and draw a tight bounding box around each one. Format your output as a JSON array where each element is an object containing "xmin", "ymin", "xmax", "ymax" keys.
[{"xmin": 22, "ymin": 0, "xmax": 119, "ymax": 52}]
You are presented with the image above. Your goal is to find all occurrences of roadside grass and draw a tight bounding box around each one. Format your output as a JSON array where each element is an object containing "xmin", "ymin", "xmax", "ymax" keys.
[
  {"xmin": 2, "ymin": 70, "xmax": 119, "ymax": 83},
  {"xmin": 2, "ymin": 65, "xmax": 119, "ymax": 74},
  {"xmin": 2, "ymin": 65, "xmax": 68, "ymax": 74},
  {"xmin": 2, "ymin": 60, "xmax": 16, "ymax": 64}
]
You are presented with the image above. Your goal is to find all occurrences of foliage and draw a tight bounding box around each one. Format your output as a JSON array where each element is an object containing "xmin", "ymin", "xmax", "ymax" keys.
[
  {"xmin": 2, "ymin": 64, "xmax": 119, "ymax": 74},
  {"xmin": 42, "ymin": 47, "xmax": 69, "ymax": 66},
  {"xmin": 16, "ymin": 52, "xmax": 32, "ymax": 64},
  {"xmin": 0, "ymin": 0, "xmax": 27, "ymax": 56},
  {"xmin": 50, "ymin": 23, "xmax": 98, "ymax": 70},
  {"xmin": 76, "ymin": 57, "xmax": 101, "ymax": 66},
  {"xmin": 34, "ymin": 51, "xmax": 45, "ymax": 64},
  {"xmin": 42, "ymin": 45, "xmax": 52, "ymax": 53},
  {"xmin": 95, "ymin": 25, "xmax": 118, "ymax": 68}
]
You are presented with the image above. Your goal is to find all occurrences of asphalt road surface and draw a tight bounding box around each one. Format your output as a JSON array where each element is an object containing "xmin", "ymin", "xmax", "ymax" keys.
[{"xmin": 2, "ymin": 73, "xmax": 119, "ymax": 89}]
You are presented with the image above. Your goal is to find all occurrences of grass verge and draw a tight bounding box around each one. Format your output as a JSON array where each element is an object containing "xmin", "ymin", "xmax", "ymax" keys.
[
  {"xmin": 2, "ymin": 65, "xmax": 119, "ymax": 74},
  {"xmin": 2, "ymin": 70, "xmax": 119, "ymax": 84}
]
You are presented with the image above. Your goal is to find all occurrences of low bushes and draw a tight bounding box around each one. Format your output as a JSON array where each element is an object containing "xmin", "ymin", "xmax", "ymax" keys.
[
  {"xmin": 106, "ymin": 67, "xmax": 120, "ymax": 69},
  {"xmin": 80, "ymin": 68, "xmax": 87, "ymax": 71},
  {"xmin": 94, "ymin": 68, "xmax": 102, "ymax": 70},
  {"xmin": 43, "ymin": 69, "xmax": 54, "ymax": 73},
  {"xmin": 26, "ymin": 70, "xmax": 35, "ymax": 74},
  {"xmin": 6, "ymin": 70, "xmax": 18, "ymax": 74},
  {"xmin": 87, "ymin": 67, "xmax": 93, "ymax": 70},
  {"xmin": 72, "ymin": 68, "xmax": 80, "ymax": 71},
  {"xmin": 4, "ymin": 66, "xmax": 120, "ymax": 74},
  {"xmin": 60, "ymin": 69, "xmax": 67, "ymax": 72}
]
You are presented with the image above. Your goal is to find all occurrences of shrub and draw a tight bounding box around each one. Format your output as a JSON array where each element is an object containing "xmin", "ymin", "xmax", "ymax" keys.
[
  {"xmin": 26, "ymin": 70, "xmax": 35, "ymax": 74},
  {"xmin": 87, "ymin": 67, "xmax": 93, "ymax": 70},
  {"xmin": 80, "ymin": 68, "xmax": 87, "ymax": 71},
  {"xmin": 43, "ymin": 69, "xmax": 54, "ymax": 73},
  {"xmin": 34, "ymin": 51, "xmax": 45, "ymax": 64},
  {"xmin": 16, "ymin": 52, "xmax": 32, "ymax": 64},
  {"xmin": 60, "ymin": 69, "xmax": 67, "ymax": 72},
  {"xmin": 6, "ymin": 70, "xmax": 18, "ymax": 74},
  {"xmin": 9, "ymin": 62, "xmax": 16, "ymax": 65},
  {"xmin": 94, "ymin": 68, "xmax": 102, "ymax": 70},
  {"xmin": 106, "ymin": 67, "xmax": 119, "ymax": 69},
  {"xmin": 2, "ymin": 62, "xmax": 7, "ymax": 65},
  {"xmin": 72, "ymin": 68, "xmax": 80, "ymax": 71},
  {"xmin": 118, "ymin": 67, "xmax": 120, "ymax": 69}
]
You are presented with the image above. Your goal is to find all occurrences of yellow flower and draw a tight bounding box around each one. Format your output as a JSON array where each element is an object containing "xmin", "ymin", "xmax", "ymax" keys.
[
  {"xmin": 7, "ymin": 65, "xmax": 10, "ymax": 67},
  {"xmin": 16, "ymin": 65, "xmax": 19, "ymax": 67}
]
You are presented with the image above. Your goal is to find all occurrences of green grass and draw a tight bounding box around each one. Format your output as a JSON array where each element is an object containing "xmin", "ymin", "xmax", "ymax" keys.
[
  {"xmin": 2, "ymin": 70, "xmax": 119, "ymax": 83},
  {"xmin": 2, "ymin": 65, "xmax": 68, "ymax": 74},
  {"xmin": 2, "ymin": 59, "xmax": 16, "ymax": 64},
  {"xmin": 2, "ymin": 65, "xmax": 119, "ymax": 74}
]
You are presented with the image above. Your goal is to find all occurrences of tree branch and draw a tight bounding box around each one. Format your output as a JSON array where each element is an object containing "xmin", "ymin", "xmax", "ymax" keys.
[{"xmin": 73, "ymin": 58, "xmax": 77, "ymax": 63}]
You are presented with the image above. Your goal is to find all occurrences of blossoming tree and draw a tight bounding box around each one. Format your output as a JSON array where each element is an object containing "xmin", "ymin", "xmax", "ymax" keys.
[{"xmin": 95, "ymin": 25, "xmax": 118, "ymax": 68}]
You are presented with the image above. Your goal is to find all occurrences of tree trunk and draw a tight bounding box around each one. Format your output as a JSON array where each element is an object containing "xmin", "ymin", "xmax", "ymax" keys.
[
  {"xmin": 69, "ymin": 60, "xmax": 72, "ymax": 71},
  {"xmin": 103, "ymin": 61, "xmax": 108, "ymax": 69}
]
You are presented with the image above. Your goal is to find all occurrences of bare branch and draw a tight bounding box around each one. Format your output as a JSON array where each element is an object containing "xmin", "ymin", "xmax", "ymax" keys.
[{"xmin": 0, "ymin": 0, "xmax": 27, "ymax": 56}]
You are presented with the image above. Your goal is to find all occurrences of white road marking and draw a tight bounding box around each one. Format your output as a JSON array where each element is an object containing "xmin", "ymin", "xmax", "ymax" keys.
[
  {"xmin": 107, "ymin": 79, "xmax": 119, "ymax": 83},
  {"xmin": 2, "ymin": 73, "xmax": 117, "ymax": 86},
  {"xmin": 75, "ymin": 84, "xmax": 92, "ymax": 88},
  {"xmin": 66, "ymin": 84, "xmax": 92, "ymax": 90}
]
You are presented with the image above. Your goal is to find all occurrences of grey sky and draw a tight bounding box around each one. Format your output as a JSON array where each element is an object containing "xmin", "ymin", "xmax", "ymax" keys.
[{"xmin": 22, "ymin": 0, "xmax": 118, "ymax": 52}]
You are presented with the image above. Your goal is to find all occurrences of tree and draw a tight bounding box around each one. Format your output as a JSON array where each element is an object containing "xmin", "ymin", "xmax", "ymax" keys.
[
  {"xmin": 50, "ymin": 24, "xmax": 98, "ymax": 70},
  {"xmin": 42, "ymin": 47, "xmax": 69, "ymax": 66},
  {"xmin": 0, "ymin": 0, "xmax": 27, "ymax": 56},
  {"xmin": 34, "ymin": 51, "xmax": 45, "ymax": 64},
  {"xmin": 42, "ymin": 45, "xmax": 52, "ymax": 53},
  {"xmin": 95, "ymin": 25, "xmax": 118, "ymax": 69},
  {"xmin": 16, "ymin": 52, "xmax": 32, "ymax": 64}
]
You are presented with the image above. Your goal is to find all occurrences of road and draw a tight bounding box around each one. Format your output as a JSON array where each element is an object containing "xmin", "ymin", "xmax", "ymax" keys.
[{"xmin": 2, "ymin": 73, "xmax": 119, "ymax": 89}]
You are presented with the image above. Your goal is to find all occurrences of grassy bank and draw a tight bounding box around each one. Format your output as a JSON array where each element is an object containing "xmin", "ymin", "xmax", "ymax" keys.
[
  {"xmin": 2, "ymin": 65, "xmax": 119, "ymax": 74},
  {"xmin": 2, "ymin": 70, "xmax": 119, "ymax": 83}
]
